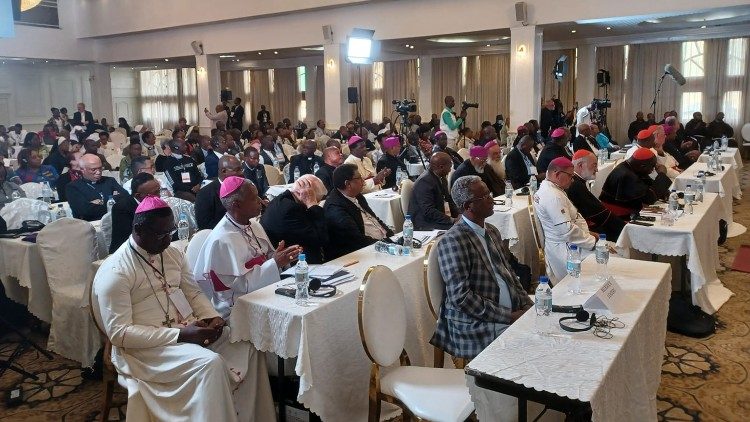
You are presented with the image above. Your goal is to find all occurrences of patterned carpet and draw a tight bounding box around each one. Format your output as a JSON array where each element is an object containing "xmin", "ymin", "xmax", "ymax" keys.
[{"xmin": 0, "ymin": 163, "xmax": 748, "ymax": 422}]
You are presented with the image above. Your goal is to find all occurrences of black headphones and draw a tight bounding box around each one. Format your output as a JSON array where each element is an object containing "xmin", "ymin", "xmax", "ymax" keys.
[
  {"xmin": 308, "ymin": 278, "xmax": 337, "ymax": 298},
  {"xmin": 559, "ymin": 309, "xmax": 597, "ymax": 332}
]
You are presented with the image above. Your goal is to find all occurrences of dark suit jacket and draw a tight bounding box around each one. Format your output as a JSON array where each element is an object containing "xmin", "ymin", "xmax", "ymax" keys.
[
  {"xmin": 599, "ymin": 161, "xmax": 672, "ymax": 216},
  {"xmin": 289, "ymin": 154, "xmax": 324, "ymax": 183},
  {"xmin": 431, "ymin": 219, "xmax": 533, "ymax": 359},
  {"xmin": 315, "ymin": 163, "xmax": 336, "ymax": 194},
  {"xmin": 109, "ymin": 195, "xmax": 137, "ymax": 253},
  {"xmin": 260, "ymin": 190, "xmax": 329, "ymax": 264},
  {"xmin": 66, "ymin": 176, "xmax": 127, "ymax": 221},
  {"xmin": 376, "ymin": 153, "xmax": 408, "ymax": 189},
  {"xmin": 204, "ymin": 151, "xmax": 220, "ymax": 179},
  {"xmin": 536, "ymin": 143, "xmax": 571, "ymax": 174},
  {"xmin": 72, "ymin": 110, "xmax": 94, "ymax": 128},
  {"xmin": 195, "ymin": 179, "xmax": 225, "ymax": 230},
  {"xmin": 192, "ymin": 148, "xmax": 209, "ymax": 166},
  {"xmin": 323, "ymin": 188, "xmax": 394, "ymax": 260},
  {"xmin": 243, "ymin": 163, "xmax": 269, "ymax": 198},
  {"xmin": 450, "ymin": 160, "xmax": 505, "ymax": 197},
  {"xmin": 572, "ymin": 135, "xmax": 595, "ymax": 153},
  {"xmin": 566, "ymin": 174, "xmax": 625, "ymax": 241},
  {"xmin": 504, "ymin": 147, "xmax": 536, "ymax": 190},
  {"xmin": 409, "ymin": 170, "xmax": 457, "ymax": 230}
]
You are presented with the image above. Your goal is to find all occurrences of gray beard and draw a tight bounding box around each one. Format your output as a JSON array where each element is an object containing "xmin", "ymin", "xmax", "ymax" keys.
[
  {"xmin": 473, "ymin": 164, "xmax": 485, "ymax": 174},
  {"xmin": 488, "ymin": 159, "xmax": 503, "ymax": 175}
]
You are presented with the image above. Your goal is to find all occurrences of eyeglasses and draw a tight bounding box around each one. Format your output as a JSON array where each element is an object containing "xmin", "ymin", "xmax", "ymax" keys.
[
  {"xmin": 467, "ymin": 193, "xmax": 493, "ymax": 204},
  {"xmin": 152, "ymin": 225, "xmax": 178, "ymax": 240}
]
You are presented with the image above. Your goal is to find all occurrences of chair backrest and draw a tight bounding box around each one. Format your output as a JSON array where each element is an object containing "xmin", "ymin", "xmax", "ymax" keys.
[
  {"xmin": 105, "ymin": 154, "xmax": 123, "ymax": 171},
  {"xmin": 527, "ymin": 196, "xmax": 547, "ymax": 276},
  {"xmin": 114, "ymin": 127, "xmax": 127, "ymax": 136},
  {"xmin": 264, "ymin": 164, "xmax": 285, "ymax": 185},
  {"xmin": 19, "ymin": 182, "xmax": 43, "ymax": 199},
  {"xmin": 163, "ymin": 196, "xmax": 197, "ymax": 232},
  {"xmin": 109, "ymin": 131, "xmax": 127, "ymax": 149},
  {"xmin": 422, "ymin": 239, "xmax": 444, "ymax": 320},
  {"xmin": 102, "ymin": 169, "xmax": 120, "ymax": 183},
  {"xmin": 282, "ymin": 143, "xmax": 297, "ymax": 158},
  {"xmin": 101, "ymin": 211, "xmax": 113, "ymax": 253},
  {"xmin": 185, "ymin": 229, "xmax": 211, "ymax": 269},
  {"xmin": 161, "ymin": 129, "xmax": 173, "ymax": 138},
  {"xmin": 341, "ymin": 144, "xmax": 350, "ymax": 156},
  {"xmin": 457, "ymin": 148, "xmax": 470, "ymax": 160},
  {"xmin": 282, "ymin": 163, "xmax": 291, "ymax": 183},
  {"xmin": 0, "ymin": 197, "xmax": 48, "ymax": 229},
  {"xmin": 741, "ymin": 123, "xmax": 750, "ymax": 143},
  {"xmin": 358, "ymin": 265, "xmax": 407, "ymax": 367},
  {"xmin": 37, "ymin": 218, "xmax": 97, "ymax": 294},
  {"xmin": 399, "ymin": 179, "xmax": 414, "ymax": 217}
]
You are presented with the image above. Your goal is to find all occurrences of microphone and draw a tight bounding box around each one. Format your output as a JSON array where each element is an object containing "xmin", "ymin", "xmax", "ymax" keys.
[{"xmin": 664, "ymin": 64, "xmax": 686, "ymax": 86}]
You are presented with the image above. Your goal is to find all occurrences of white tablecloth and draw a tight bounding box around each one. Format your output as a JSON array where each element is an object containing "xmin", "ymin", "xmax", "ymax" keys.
[
  {"xmin": 406, "ymin": 161, "xmax": 428, "ymax": 177},
  {"xmin": 230, "ymin": 244, "xmax": 437, "ymax": 422},
  {"xmin": 609, "ymin": 151, "xmax": 626, "ymax": 161},
  {"xmin": 591, "ymin": 160, "xmax": 617, "ymax": 198},
  {"xmin": 673, "ymin": 161, "xmax": 741, "ymax": 225},
  {"xmin": 486, "ymin": 195, "xmax": 537, "ymax": 271},
  {"xmin": 363, "ymin": 189, "xmax": 404, "ymax": 232},
  {"xmin": 466, "ymin": 256, "xmax": 671, "ymax": 422},
  {"xmin": 615, "ymin": 192, "xmax": 731, "ymax": 314},
  {"xmin": 697, "ymin": 147, "xmax": 743, "ymax": 175}
]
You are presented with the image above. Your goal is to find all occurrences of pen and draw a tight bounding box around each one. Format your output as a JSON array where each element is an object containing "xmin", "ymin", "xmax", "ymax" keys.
[{"xmin": 343, "ymin": 260, "xmax": 359, "ymax": 267}]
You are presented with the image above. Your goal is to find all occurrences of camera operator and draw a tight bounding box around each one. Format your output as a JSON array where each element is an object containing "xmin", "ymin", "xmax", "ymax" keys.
[{"xmin": 440, "ymin": 96, "xmax": 466, "ymax": 149}]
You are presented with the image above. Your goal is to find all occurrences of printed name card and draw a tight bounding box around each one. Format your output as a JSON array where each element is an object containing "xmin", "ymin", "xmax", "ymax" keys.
[{"xmin": 583, "ymin": 278, "xmax": 628, "ymax": 313}]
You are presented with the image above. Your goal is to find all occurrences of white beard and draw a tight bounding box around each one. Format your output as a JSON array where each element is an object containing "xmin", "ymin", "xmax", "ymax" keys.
[
  {"xmin": 488, "ymin": 159, "xmax": 505, "ymax": 178},
  {"xmin": 473, "ymin": 164, "xmax": 485, "ymax": 174}
]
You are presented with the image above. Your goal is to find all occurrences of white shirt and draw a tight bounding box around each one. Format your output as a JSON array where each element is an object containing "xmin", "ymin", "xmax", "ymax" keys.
[
  {"xmin": 344, "ymin": 154, "xmax": 380, "ymax": 193},
  {"xmin": 344, "ymin": 193, "xmax": 387, "ymax": 240},
  {"xmin": 8, "ymin": 130, "xmax": 26, "ymax": 146},
  {"xmin": 205, "ymin": 110, "xmax": 228, "ymax": 129},
  {"xmin": 576, "ymin": 106, "xmax": 592, "ymax": 125}
]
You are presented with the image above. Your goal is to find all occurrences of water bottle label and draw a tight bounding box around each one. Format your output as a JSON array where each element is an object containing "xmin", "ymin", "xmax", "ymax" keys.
[{"xmin": 595, "ymin": 248, "xmax": 609, "ymax": 263}]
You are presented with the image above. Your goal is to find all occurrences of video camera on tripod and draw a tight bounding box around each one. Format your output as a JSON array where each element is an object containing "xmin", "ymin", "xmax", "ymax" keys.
[
  {"xmin": 461, "ymin": 101, "xmax": 479, "ymax": 111},
  {"xmin": 392, "ymin": 99, "xmax": 417, "ymax": 117}
]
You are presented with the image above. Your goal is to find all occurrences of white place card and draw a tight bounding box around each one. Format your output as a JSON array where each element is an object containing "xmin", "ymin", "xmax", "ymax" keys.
[{"xmin": 583, "ymin": 278, "xmax": 629, "ymax": 313}]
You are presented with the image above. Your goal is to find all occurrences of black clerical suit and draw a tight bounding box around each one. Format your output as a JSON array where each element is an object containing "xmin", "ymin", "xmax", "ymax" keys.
[
  {"xmin": 449, "ymin": 160, "xmax": 505, "ymax": 197},
  {"xmin": 375, "ymin": 153, "xmax": 408, "ymax": 190},
  {"xmin": 536, "ymin": 143, "xmax": 571, "ymax": 174},
  {"xmin": 599, "ymin": 161, "xmax": 672, "ymax": 217},
  {"xmin": 566, "ymin": 174, "xmax": 626, "ymax": 241},
  {"xmin": 572, "ymin": 136, "xmax": 596, "ymax": 153},
  {"xmin": 504, "ymin": 147, "xmax": 537, "ymax": 190},
  {"xmin": 409, "ymin": 170, "xmax": 458, "ymax": 230},
  {"xmin": 66, "ymin": 176, "xmax": 127, "ymax": 221},
  {"xmin": 260, "ymin": 190, "xmax": 329, "ymax": 264},
  {"xmin": 242, "ymin": 163, "xmax": 269, "ymax": 199},
  {"xmin": 323, "ymin": 188, "xmax": 394, "ymax": 260},
  {"xmin": 258, "ymin": 147, "xmax": 289, "ymax": 171},
  {"xmin": 627, "ymin": 119, "xmax": 649, "ymax": 142},
  {"xmin": 288, "ymin": 154, "xmax": 324, "ymax": 183},
  {"xmin": 195, "ymin": 179, "xmax": 225, "ymax": 230},
  {"xmin": 192, "ymin": 148, "xmax": 210, "ymax": 166},
  {"xmin": 231, "ymin": 105, "xmax": 245, "ymax": 130},
  {"xmin": 163, "ymin": 154, "xmax": 203, "ymax": 196},
  {"xmin": 109, "ymin": 195, "xmax": 137, "ymax": 253},
  {"xmin": 540, "ymin": 108, "xmax": 564, "ymax": 138},
  {"xmin": 315, "ymin": 163, "xmax": 336, "ymax": 194}
]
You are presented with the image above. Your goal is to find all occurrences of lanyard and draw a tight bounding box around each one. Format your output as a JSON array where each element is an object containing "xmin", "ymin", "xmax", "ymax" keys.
[{"xmin": 129, "ymin": 243, "xmax": 166, "ymax": 279}]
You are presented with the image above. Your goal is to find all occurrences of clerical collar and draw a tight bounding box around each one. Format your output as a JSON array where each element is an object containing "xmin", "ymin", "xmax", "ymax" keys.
[
  {"xmin": 172, "ymin": 153, "xmax": 183, "ymax": 159},
  {"xmin": 226, "ymin": 213, "xmax": 250, "ymax": 228},
  {"xmin": 128, "ymin": 236, "xmax": 160, "ymax": 261}
]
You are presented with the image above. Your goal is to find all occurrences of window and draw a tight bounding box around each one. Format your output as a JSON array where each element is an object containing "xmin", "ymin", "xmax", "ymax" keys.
[
  {"xmin": 727, "ymin": 38, "xmax": 747, "ymax": 77},
  {"xmin": 372, "ymin": 61, "xmax": 384, "ymax": 122},
  {"xmin": 680, "ymin": 92, "xmax": 702, "ymax": 122},
  {"xmin": 268, "ymin": 69, "xmax": 275, "ymax": 94},
  {"xmin": 623, "ymin": 45, "xmax": 629, "ymax": 80},
  {"xmin": 297, "ymin": 66, "xmax": 306, "ymax": 92},
  {"xmin": 297, "ymin": 66, "xmax": 306, "ymax": 122},
  {"xmin": 180, "ymin": 68, "xmax": 198, "ymax": 124},
  {"xmin": 461, "ymin": 56, "xmax": 467, "ymax": 88},
  {"xmin": 140, "ymin": 69, "xmax": 179, "ymax": 132},
  {"xmin": 681, "ymin": 41, "xmax": 704, "ymax": 78},
  {"xmin": 721, "ymin": 91, "xmax": 742, "ymax": 127}
]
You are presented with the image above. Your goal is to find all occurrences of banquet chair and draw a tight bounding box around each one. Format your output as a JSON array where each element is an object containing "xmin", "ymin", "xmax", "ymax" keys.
[
  {"xmin": 456, "ymin": 148, "xmax": 470, "ymax": 161},
  {"xmin": 163, "ymin": 197, "xmax": 197, "ymax": 234},
  {"xmin": 114, "ymin": 127, "xmax": 127, "ymax": 136},
  {"xmin": 342, "ymin": 144, "xmax": 350, "ymax": 156},
  {"xmin": 19, "ymin": 182, "xmax": 43, "ymax": 199},
  {"xmin": 186, "ymin": 229, "xmax": 211, "ymax": 294},
  {"xmin": 100, "ymin": 212, "xmax": 113, "ymax": 255},
  {"xmin": 282, "ymin": 143, "xmax": 297, "ymax": 158},
  {"xmin": 105, "ymin": 153, "xmax": 123, "ymax": 171},
  {"xmin": 399, "ymin": 179, "xmax": 414, "ymax": 217},
  {"xmin": 0, "ymin": 197, "xmax": 48, "ymax": 229},
  {"xmin": 109, "ymin": 131, "xmax": 127, "ymax": 150},
  {"xmin": 527, "ymin": 195, "xmax": 548, "ymax": 277},
  {"xmin": 37, "ymin": 218, "xmax": 102, "ymax": 367},
  {"xmin": 358, "ymin": 265, "xmax": 474, "ymax": 422},
  {"xmin": 264, "ymin": 164, "xmax": 285, "ymax": 185},
  {"xmin": 89, "ymin": 273, "xmax": 120, "ymax": 422},
  {"xmin": 282, "ymin": 163, "xmax": 291, "ymax": 183}
]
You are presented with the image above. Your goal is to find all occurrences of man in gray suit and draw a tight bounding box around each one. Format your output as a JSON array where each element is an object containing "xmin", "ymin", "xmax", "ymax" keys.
[{"xmin": 430, "ymin": 175, "xmax": 532, "ymax": 359}]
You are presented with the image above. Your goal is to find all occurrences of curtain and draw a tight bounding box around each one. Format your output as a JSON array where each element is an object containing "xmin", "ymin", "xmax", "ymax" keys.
[
  {"xmin": 595, "ymin": 46, "xmax": 626, "ymax": 142},
  {"xmin": 248, "ymin": 70, "xmax": 272, "ymax": 125},
  {"xmin": 139, "ymin": 69, "xmax": 179, "ymax": 132},
  {"xmin": 542, "ymin": 49, "xmax": 577, "ymax": 112},
  {"xmin": 270, "ymin": 67, "xmax": 301, "ymax": 125},
  {"xmin": 179, "ymin": 68, "xmax": 198, "ymax": 126},
  {"xmin": 348, "ymin": 63, "xmax": 374, "ymax": 123},
  {"xmin": 431, "ymin": 57, "xmax": 462, "ymax": 120},
  {"xmin": 478, "ymin": 54, "xmax": 511, "ymax": 128},
  {"xmin": 383, "ymin": 59, "xmax": 419, "ymax": 125}
]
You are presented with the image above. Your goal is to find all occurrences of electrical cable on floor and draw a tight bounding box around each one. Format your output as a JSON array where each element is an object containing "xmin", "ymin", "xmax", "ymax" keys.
[{"xmin": 532, "ymin": 406, "xmax": 548, "ymax": 422}]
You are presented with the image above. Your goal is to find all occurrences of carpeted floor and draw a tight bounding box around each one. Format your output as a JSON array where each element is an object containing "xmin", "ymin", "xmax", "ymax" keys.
[{"xmin": 0, "ymin": 165, "xmax": 748, "ymax": 422}]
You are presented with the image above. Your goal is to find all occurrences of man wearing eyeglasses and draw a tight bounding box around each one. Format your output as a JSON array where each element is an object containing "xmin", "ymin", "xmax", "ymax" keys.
[
  {"xmin": 533, "ymin": 157, "xmax": 598, "ymax": 284},
  {"xmin": 66, "ymin": 153, "xmax": 127, "ymax": 221}
]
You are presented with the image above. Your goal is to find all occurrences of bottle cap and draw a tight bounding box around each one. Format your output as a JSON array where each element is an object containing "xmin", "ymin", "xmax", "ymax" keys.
[
  {"xmin": 299, "ymin": 253, "xmax": 306, "ymax": 261},
  {"xmin": 599, "ymin": 234, "xmax": 606, "ymax": 241},
  {"xmin": 405, "ymin": 214, "xmax": 411, "ymax": 219},
  {"xmin": 539, "ymin": 276, "xmax": 549, "ymax": 284},
  {"xmin": 570, "ymin": 244, "xmax": 578, "ymax": 251}
]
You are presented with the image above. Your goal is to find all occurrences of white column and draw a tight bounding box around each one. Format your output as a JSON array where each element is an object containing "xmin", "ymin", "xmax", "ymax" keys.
[
  {"xmin": 417, "ymin": 56, "xmax": 432, "ymax": 120},
  {"xmin": 195, "ymin": 54, "xmax": 221, "ymax": 133},
  {"xmin": 509, "ymin": 25, "xmax": 543, "ymax": 125},
  {"xmin": 90, "ymin": 63, "xmax": 113, "ymax": 123},
  {"xmin": 323, "ymin": 43, "xmax": 350, "ymax": 129},
  {"xmin": 304, "ymin": 64, "xmax": 317, "ymax": 126},
  {"xmin": 576, "ymin": 45, "xmax": 597, "ymax": 109}
]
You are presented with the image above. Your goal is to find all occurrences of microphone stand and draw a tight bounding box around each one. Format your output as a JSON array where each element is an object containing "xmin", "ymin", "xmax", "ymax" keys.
[{"xmin": 650, "ymin": 72, "xmax": 668, "ymax": 116}]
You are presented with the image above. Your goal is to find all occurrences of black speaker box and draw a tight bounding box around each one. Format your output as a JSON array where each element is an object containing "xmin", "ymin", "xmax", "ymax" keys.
[{"xmin": 347, "ymin": 87, "xmax": 358, "ymax": 104}]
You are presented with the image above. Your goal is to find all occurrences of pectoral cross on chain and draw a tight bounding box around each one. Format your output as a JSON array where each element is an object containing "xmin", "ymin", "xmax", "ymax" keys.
[{"xmin": 163, "ymin": 316, "xmax": 176, "ymax": 328}]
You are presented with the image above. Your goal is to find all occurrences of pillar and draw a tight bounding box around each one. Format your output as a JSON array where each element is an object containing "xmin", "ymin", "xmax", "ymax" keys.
[
  {"xmin": 90, "ymin": 63, "xmax": 113, "ymax": 124},
  {"xmin": 417, "ymin": 56, "xmax": 432, "ymax": 120},
  {"xmin": 195, "ymin": 53, "xmax": 221, "ymax": 133},
  {"xmin": 304, "ymin": 64, "xmax": 317, "ymax": 126},
  {"xmin": 323, "ymin": 42, "xmax": 350, "ymax": 129},
  {"xmin": 576, "ymin": 45, "xmax": 597, "ymax": 109},
  {"xmin": 509, "ymin": 25, "xmax": 543, "ymax": 125}
]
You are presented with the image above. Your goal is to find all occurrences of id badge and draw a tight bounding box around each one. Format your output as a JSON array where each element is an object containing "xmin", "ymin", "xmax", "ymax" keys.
[
  {"xmin": 444, "ymin": 201, "xmax": 452, "ymax": 216},
  {"xmin": 528, "ymin": 166, "xmax": 538, "ymax": 176},
  {"xmin": 181, "ymin": 172, "xmax": 191, "ymax": 183},
  {"xmin": 169, "ymin": 288, "xmax": 194, "ymax": 320}
]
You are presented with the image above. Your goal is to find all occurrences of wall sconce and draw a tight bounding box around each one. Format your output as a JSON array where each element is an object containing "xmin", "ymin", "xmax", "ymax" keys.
[
  {"xmin": 197, "ymin": 66, "xmax": 206, "ymax": 74},
  {"xmin": 516, "ymin": 44, "xmax": 527, "ymax": 57},
  {"xmin": 327, "ymin": 58, "xmax": 335, "ymax": 69}
]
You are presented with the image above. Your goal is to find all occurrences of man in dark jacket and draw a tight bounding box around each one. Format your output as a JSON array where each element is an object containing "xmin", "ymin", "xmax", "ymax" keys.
[
  {"xmin": 315, "ymin": 146, "xmax": 343, "ymax": 194},
  {"xmin": 261, "ymin": 175, "xmax": 329, "ymax": 264},
  {"xmin": 288, "ymin": 139, "xmax": 324, "ymax": 183},
  {"xmin": 599, "ymin": 148, "xmax": 672, "ymax": 218},
  {"xmin": 409, "ymin": 152, "xmax": 458, "ymax": 230},
  {"xmin": 450, "ymin": 146, "xmax": 505, "ymax": 197},
  {"xmin": 323, "ymin": 164, "xmax": 393, "ymax": 260},
  {"xmin": 376, "ymin": 136, "xmax": 408, "ymax": 190},
  {"xmin": 195, "ymin": 155, "xmax": 243, "ymax": 230},
  {"xmin": 537, "ymin": 128, "xmax": 572, "ymax": 174},
  {"xmin": 242, "ymin": 146, "xmax": 269, "ymax": 200},
  {"xmin": 163, "ymin": 138, "xmax": 203, "ymax": 202},
  {"xmin": 66, "ymin": 154, "xmax": 127, "ymax": 221},
  {"xmin": 504, "ymin": 135, "xmax": 538, "ymax": 189},
  {"xmin": 109, "ymin": 173, "xmax": 160, "ymax": 253}
]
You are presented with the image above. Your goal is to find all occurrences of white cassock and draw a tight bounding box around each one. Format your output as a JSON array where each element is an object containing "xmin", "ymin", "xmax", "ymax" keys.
[
  {"xmin": 533, "ymin": 180, "xmax": 596, "ymax": 284},
  {"xmin": 92, "ymin": 238, "xmax": 275, "ymax": 422},
  {"xmin": 345, "ymin": 154, "xmax": 381, "ymax": 193},
  {"xmin": 192, "ymin": 215, "xmax": 280, "ymax": 320}
]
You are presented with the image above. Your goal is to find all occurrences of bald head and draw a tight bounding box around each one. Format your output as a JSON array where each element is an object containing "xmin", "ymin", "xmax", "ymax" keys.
[
  {"xmin": 292, "ymin": 174, "xmax": 328, "ymax": 201},
  {"xmin": 322, "ymin": 146, "xmax": 343, "ymax": 167},
  {"xmin": 577, "ymin": 123, "xmax": 591, "ymax": 136},
  {"xmin": 218, "ymin": 155, "xmax": 243, "ymax": 181},
  {"xmin": 429, "ymin": 151, "xmax": 453, "ymax": 177}
]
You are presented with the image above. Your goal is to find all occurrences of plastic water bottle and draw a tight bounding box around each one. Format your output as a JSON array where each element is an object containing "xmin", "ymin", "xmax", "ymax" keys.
[
  {"xmin": 177, "ymin": 211, "xmax": 190, "ymax": 241},
  {"xmin": 567, "ymin": 244, "xmax": 582, "ymax": 294},
  {"xmin": 313, "ymin": 162, "xmax": 320, "ymax": 174},
  {"xmin": 534, "ymin": 276, "xmax": 553, "ymax": 333},
  {"xmin": 38, "ymin": 206, "xmax": 52, "ymax": 224},
  {"xmin": 402, "ymin": 215, "xmax": 413, "ymax": 256},
  {"xmin": 668, "ymin": 190, "xmax": 679, "ymax": 214},
  {"xmin": 293, "ymin": 167, "xmax": 301, "ymax": 182},
  {"xmin": 51, "ymin": 187, "xmax": 59, "ymax": 201},
  {"xmin": 529, "ymin": 175, "xmax": 538, "ymax": 194},
  {"xmin": 713, "ymin": 140, "xmax": 720, "ymax": 151},
  {"xmin": 11, "ymin": 190, "xmax": 21, "ymax": 201},
  {"xmin": 595, "ymin": 234, "xmax": 609, "ymax": 282},
  {"xmin": 505, "ymin": 180, "xmax": 513, "ymax": 206},
  {"xmin": 721, "ymin": 135, "xmax": 728, "ymax": 151},
  {"xmin": 294, "ymin": 253, "xmax": 310, "ymax": 306},
  {"xmin": 684, "ymin": 185, "xmax": 695, "ymax": 214},
  {"xmin": 41, "ymin": 182, "xmax": 52, "ymax": 205},
  {"xmin": 55, "ymin": 204, "xmax": 66, "ymax": 220},
  {"xmin": 106, "ymin": 195, "xmax": 115, "ymax": 214},
  {"xmin": 395, "ymin": 168, "xmax": 405, "ymax": 190}
]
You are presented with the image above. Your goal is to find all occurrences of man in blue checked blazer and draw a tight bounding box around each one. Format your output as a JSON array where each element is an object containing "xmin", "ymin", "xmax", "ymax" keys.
[{"xmin": 430, "ymin": 175, "xmax": 533, "ymax": 359}]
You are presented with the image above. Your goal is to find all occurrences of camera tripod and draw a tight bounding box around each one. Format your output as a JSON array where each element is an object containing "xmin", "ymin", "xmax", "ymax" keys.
[{"xmin": 0, "ymin": 314, "xmax": 54, "ymax": 380}]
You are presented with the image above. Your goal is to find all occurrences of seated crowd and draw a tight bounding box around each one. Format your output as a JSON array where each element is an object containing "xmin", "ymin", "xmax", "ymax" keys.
[{"xmin": 0, "ymin": 94, "xmax": 730, "ymax": 420}]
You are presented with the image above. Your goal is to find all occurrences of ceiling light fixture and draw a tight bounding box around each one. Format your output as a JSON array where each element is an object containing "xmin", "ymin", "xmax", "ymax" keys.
[
  {"xmin": 571, "ymin": 29, "xmax": 577, "ymax": 33},
  {"xmin": 486, "ymin": 44, "xmax": 491, "ymax": 47},
  {"xmin": 164, "ymin": 58, "xmax": 169, "ymax": 62},
  {"xmin": 502, "ymin": 36, "xmax": 510, "ymax": 40},
  {"xmin": 347, "ymin": 28, "xmax": 375, "ymax": 64},
  {"xmin": 606, "ymin": 26, "xmax": 611, "ymax": 30},
  {"xmin": 700, "ymin": 25, "xmax": 707, "ymax": 28},
  {"xmin": 301, "ymin": 46, "xmax": 324, "ymax": 51},
  {"xmin": 258, "ymin": 52, "xmax": 262, "ymax": 55},
  {"xmin": 219, "ymin": 54, "xmax": 236, "ymax": 58}
]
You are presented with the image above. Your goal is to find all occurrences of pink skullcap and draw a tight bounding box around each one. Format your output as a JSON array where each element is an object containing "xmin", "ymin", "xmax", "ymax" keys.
[
  {"xmin": 632, "ymin": 147, "xmax": 655, "ymax": 160},
  {"xmin": 484, "ymin": 140, "xmax": 499, "ymax": 149},
  {"xmin": 551, "ymin": 127, "xmax": 566, "ymax": 138},
  {"xmin": 469, "ymin": 145, "xmax": 488, "ymax": 158},
  {"xmin": 433, "ymin": 130, "xmax": 445, "ymax": 138},
  {"xmin": 347, "ymin": 135, "xmax": 364, "ymax": 146},
  {"xmin": 383, "ymin": 136, "xmax": 400, "ymax": 149},
  {"xmin": 135, "ymin": 195, "xmax": 170, "ymax": 214},
  {"xmin": 662, "ymin": 124, "xmax": 675, "ymax": 135},
  {"xmin": 550, "ymin": 156, "xmax": 573, "ymax": 168},
  {"xmin": 219, "ymin": 176, "xmax": 245, "ymax": 198}
]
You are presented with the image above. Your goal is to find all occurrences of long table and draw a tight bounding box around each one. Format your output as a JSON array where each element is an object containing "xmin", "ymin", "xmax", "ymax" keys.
[
  {"xmin": 673, "ymin": 161, "xmax": 741, "ymax": 227},
  {"xmin": 615, "ymin": 192, "xmax": 731, "ymax": 314},
  {"xmin": 466, "ymin": 256, "xmax": 671, "ymax": 422},
  {"xmin": 697, "ymin": 147, "xmax": 743, "ymax": 176}
]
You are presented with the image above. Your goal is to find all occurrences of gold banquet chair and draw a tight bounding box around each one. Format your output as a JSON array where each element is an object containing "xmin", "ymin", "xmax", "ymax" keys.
[
  {"xmin": 527, "ymin": 195, "xmax": 548, "ymax": 278},
  {"xmin": 358, "ymin": 265, "xmax": 474, "ymax": 422},
  {"xmin": 422, "ymin": 240, "xmax": 466, "ymax": 370}
]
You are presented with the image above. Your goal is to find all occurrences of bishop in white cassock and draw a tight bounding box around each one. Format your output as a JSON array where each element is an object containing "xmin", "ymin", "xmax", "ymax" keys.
[
  {"xmin": 533, "ymin": 157, "xmax": 597, "ymax": 284},
  {"xmin": 193, "ymin": 176, "xmax": 301, "ymax": 319},
  {"xmin": 344, "ymin": 135, "xmax": 389, "ymax": 193},
  {"xmin": 92, "ymin": 195, "xmax": 275, "ymax": 422}
]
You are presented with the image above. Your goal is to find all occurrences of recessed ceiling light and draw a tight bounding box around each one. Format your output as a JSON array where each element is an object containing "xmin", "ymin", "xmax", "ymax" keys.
[
  {"xmin": 606, "ymin": 26, "xmax": 611, "ymax": 30},
  {"xmin": 409, "ymin": 45, "xmax": 414, "ymax": 49},
  {"xmin": 486, "ymin": 44, "xmax": 491, "ymax": 47},
  {"xmin": 164, "ymin": 58, "xmax": 169, "ymax": 62},
  {"xmin": 301, "ymin": 46, "xmax": 324, "ymax": 51},
  {"xmin": 112, "ymin": 66, "xmax": 116, "ymax": 69},
  {"xmin": 700, "ymin": 25, "xmax": 707, "ymax": 28},
  {"xmin": 571, "ymin": 29, "xmax": 577, "ymax": 33},
  {"xmin": 274, "ymin": 51, "xmax": 278, "ymax": 55},
  {"xmin": 219, "ymin": 54, "xmax": 236, "ymax": 58},
  {"xmin": 258, "ymin": 52, "xmax": 262, "ymax": 55},
  {"xmin": 427, "ymin": 36, "xmax": 500, "ymax": 44},
  {"xmin": 502, "ymin": 36, "xmax": 509, "ymax": 40},
  {"xmin": 45, "ymin": 60, "xmax": 49, "ymax": 63},
  {"xmin": 131, "ymin": 67, "xmax": 134, "ymax": 70}
]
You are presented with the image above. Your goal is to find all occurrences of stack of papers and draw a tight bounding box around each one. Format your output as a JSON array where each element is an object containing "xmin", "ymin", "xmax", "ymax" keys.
[{"xmin": 282, "ymin": 265, "xmax": 356, "ymax": 286}]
